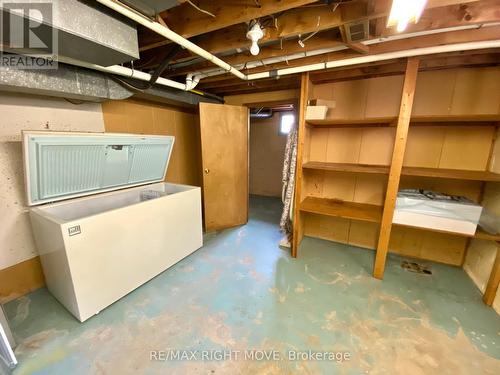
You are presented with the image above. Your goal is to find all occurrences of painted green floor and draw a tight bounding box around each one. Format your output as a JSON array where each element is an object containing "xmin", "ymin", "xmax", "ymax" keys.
[{"xmin": 4, "ymin": 195, "xmax": 500, "ymax": 374}]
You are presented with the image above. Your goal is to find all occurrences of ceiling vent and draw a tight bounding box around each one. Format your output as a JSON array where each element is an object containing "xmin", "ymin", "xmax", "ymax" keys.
[{"xmin": 344, "ymin": 20, "xmax": 370, "ymax": 42}]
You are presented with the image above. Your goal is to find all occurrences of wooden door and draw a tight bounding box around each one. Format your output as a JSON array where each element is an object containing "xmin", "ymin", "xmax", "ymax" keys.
[{"xmin": 199, "ymin": 103, "xmax": 249, "ymax": 231}]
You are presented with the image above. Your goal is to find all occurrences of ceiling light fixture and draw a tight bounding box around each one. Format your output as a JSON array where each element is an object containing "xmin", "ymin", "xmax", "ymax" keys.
[
  {"xmin": 247, "ymin": 22, "xmax": 264, "ymax": 56},
  {"xmin": 387, "ymin": 0, "xmax": 427, "ymax": 32}
]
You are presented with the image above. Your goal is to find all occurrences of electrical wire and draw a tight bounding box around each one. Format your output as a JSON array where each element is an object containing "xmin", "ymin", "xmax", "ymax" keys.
[{"xmin": 186, "ymin": 0, "xmax": 216, "ymax": 18}]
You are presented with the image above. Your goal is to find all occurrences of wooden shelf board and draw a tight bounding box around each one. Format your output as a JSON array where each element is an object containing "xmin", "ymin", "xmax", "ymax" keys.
[
  {"xmin": 306, "ymin": 117, "xmax": 395, "ymax": 127},
  {"xmin": 402, "ymin": 167, "xmax": 500, "ymax": 182},
  {"xmin": 393, "ymin": 223, "xmax": 500, "ymax": 242},
  {"xmin": 306, "ymin": 115, "xmax": 500, "ymax": 128},
  {"xmin": 302, "ymin": 161, "xmax": 500, "ymax": 182},
  {"xmin": 300, "ymin": 196, "xmax": 382, "ymax": 223},
  {"xmin": 303, "ymin": 161, "xmax": 389, "ymax": 174}
]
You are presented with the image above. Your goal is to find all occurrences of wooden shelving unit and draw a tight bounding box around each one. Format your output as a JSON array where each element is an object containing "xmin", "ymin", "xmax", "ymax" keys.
[
  {"xmin": 293, "ymin": 61, "xmax": 500, "ymax": 308},
  {"xmin": 303, "ymin": 161, "xmax": 500, "ymax": 182}
]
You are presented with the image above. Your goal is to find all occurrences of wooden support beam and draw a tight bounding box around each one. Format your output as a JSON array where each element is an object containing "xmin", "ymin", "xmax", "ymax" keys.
[
  {"xmin": 483, "ymin": 245, "xmax": 500, "ymax": 306},
  {"xmin": 373, "ymin": 58, "xmax": 420, "ymax": 279},
  {"xmin": 291, "ymin": 73, "xmax": 310, "ymax": 258}
]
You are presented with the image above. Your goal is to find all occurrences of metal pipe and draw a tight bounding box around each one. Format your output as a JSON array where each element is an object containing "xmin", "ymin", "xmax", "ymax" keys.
[{"xmin": 95, "ymin": 0, "xmax": 247, "ymax": 80}]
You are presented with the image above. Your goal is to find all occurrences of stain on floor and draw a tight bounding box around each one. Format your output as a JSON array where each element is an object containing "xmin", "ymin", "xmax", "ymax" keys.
[{"xmin": 3, "ymin": 195, "xmax": 500, "ymax": 374}]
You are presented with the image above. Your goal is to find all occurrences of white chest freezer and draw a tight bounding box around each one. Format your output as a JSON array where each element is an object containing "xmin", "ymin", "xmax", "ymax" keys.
[
  {"xmin": 23, "ymin": 131, "xmax": 203, "ymax": 322},
  {"xmin": 393, "ymin": 189, "xmax": 482, "ymax": 236}
]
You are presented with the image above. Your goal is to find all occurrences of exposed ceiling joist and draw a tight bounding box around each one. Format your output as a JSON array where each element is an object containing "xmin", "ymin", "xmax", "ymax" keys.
[
  {"xmin": 197, "ymin": 26, "xmax": 500, "ymax": 89},
  {"xmin": 139, "ymin": 0, "xmax": 318, "ymax": 51},
  {"xmin": 139, "ymin": 0, "xmax": 484, "ymax": 54},
  {"xmin": 139, "ymin": 0, "xmax": 497, "ymax": 73}
]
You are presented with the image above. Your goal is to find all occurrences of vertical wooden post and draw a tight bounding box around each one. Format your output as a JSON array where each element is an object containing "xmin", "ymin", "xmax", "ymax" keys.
[
  {"xmin": 291, "ymin": 72, "xmax": 310, "ymax": 258},
  {"xmin": 373, "ymin": 58, "xmax": 420, "ymax": 279},
  {"xmin": 483, "ymin": 244, "xmax": 500, "ymax": 306}
]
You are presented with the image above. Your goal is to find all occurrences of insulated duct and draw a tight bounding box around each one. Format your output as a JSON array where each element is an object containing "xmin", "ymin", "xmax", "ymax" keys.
[
  {"xmin": 0, "ymin": 57, "xmax": 132, "ymax": 102},
  {"xmin": 0, "ymin": 0, "xmax": 139, "ymax": 66},
  {"xmin": 0, "ymin": 54, "xmax": 219, "ymax": 105}
]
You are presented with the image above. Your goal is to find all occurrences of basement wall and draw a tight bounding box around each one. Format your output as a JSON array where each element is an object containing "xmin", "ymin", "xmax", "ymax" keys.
[
  {"xmin": 101, "ymin": 99, "xmax": 202, "ymax": 187},
  {"xmin": 0, "ymin": 93, "xmax": 105, "ymax": 301},
  {"xmin": 0, "ymin": 95, "xmax": 203, "ymax": 303},
  {"xmin": 249, "ymin": 113, "xmax": 288, "ymax": 197}
]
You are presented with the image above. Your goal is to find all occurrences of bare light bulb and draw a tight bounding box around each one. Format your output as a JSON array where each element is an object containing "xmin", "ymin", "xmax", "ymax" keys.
[
  {"xmin": 250, "ymin": 41, "xmax": 260, "ymax": 56},
  {"xmin": 246, "ymin": 22, "xmax": 264, "ymax": 56}
]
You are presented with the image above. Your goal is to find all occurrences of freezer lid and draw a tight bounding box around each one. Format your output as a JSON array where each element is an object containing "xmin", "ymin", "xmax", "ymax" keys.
[{"xmin": 23, "ymin": 131, "xmax": 174, "ymax": 206}]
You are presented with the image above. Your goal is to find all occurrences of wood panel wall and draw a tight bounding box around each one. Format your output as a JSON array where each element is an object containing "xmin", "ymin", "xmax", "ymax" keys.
[
  {"xmin": 250, "ymin": 113, "xmax": 288, "ymax": 197},
  {"xmin": 302, "ymin": 67, "xmax": 500, "ymax": 266},
  {"xmin": 101, "ymin": 99, "xmax": 202, "ymax": 187}
]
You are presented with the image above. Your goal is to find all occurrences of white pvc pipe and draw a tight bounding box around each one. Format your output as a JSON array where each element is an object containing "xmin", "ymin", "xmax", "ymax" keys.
[
  {"xmin": 95, "ymin": 0, "xmax": 247, "ymax": 80},
  {"xmin": 58, "ymin": 56, "xmax": 188, "ymax": 90},
  {"xmin": 246, "ymin": 40, "xmax": 500, "ymax": 80}
]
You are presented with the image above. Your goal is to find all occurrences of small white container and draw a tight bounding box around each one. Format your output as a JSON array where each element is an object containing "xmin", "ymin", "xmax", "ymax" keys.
[{"xmin": 305, "ymin": 106, "xmax": 329, "ymax": 120}]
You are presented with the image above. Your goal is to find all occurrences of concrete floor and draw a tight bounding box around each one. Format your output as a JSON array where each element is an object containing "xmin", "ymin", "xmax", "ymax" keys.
[{"xmin": 4, "ymin": 195, "xmax": 500, "ymax": 374}]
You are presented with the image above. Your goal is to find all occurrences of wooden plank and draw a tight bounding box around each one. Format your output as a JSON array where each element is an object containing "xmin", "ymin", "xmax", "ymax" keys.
[
  {"xmin": 300, "ymin": 197, "xmax": 383, "ymax": 223},
  {"xmin": 303, "ymin": 161, "xmax": 500, "ymax": 181},
  {"xmin": 303, "ymin": 161, "xmax": 389, "ymax": 174},
  {"xmin": 304, "ymin": 115, "xmax": 500, "ymax": 128},
  {"xmin": 404, "ymin": 167, "xmax": 500, "ymax": 182},
  {"xmin": 291, "ymin": 73, "xmax": 310, "ymax": 258},
  {"xmin": 483, "ymin": 245, "xmax": 500, "ymax": 306},
  {"xmin": 306, "ymin": 117, "xmax": 396, "ymax": 126},
  {"xmin": 373, "ymin": 58, "xmax": 420, "ymax": 279},
  {"xmin": 199, "ymin": 103, "xmax": 249, "ymax": 231},
  {"xmin": 0, "ymin": 257, "xmax": 45, "ymax": 303}
]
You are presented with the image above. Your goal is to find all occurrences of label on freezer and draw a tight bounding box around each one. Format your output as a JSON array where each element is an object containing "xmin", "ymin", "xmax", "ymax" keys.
[{"xmin": 68, "ymin": 225, "xmax": 81, "ymax": 236}]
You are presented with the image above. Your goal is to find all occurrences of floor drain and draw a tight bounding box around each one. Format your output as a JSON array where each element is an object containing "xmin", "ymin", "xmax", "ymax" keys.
[{"xmin": 401, "ymin": 261, "xmax": 432, "ymax": 275}]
